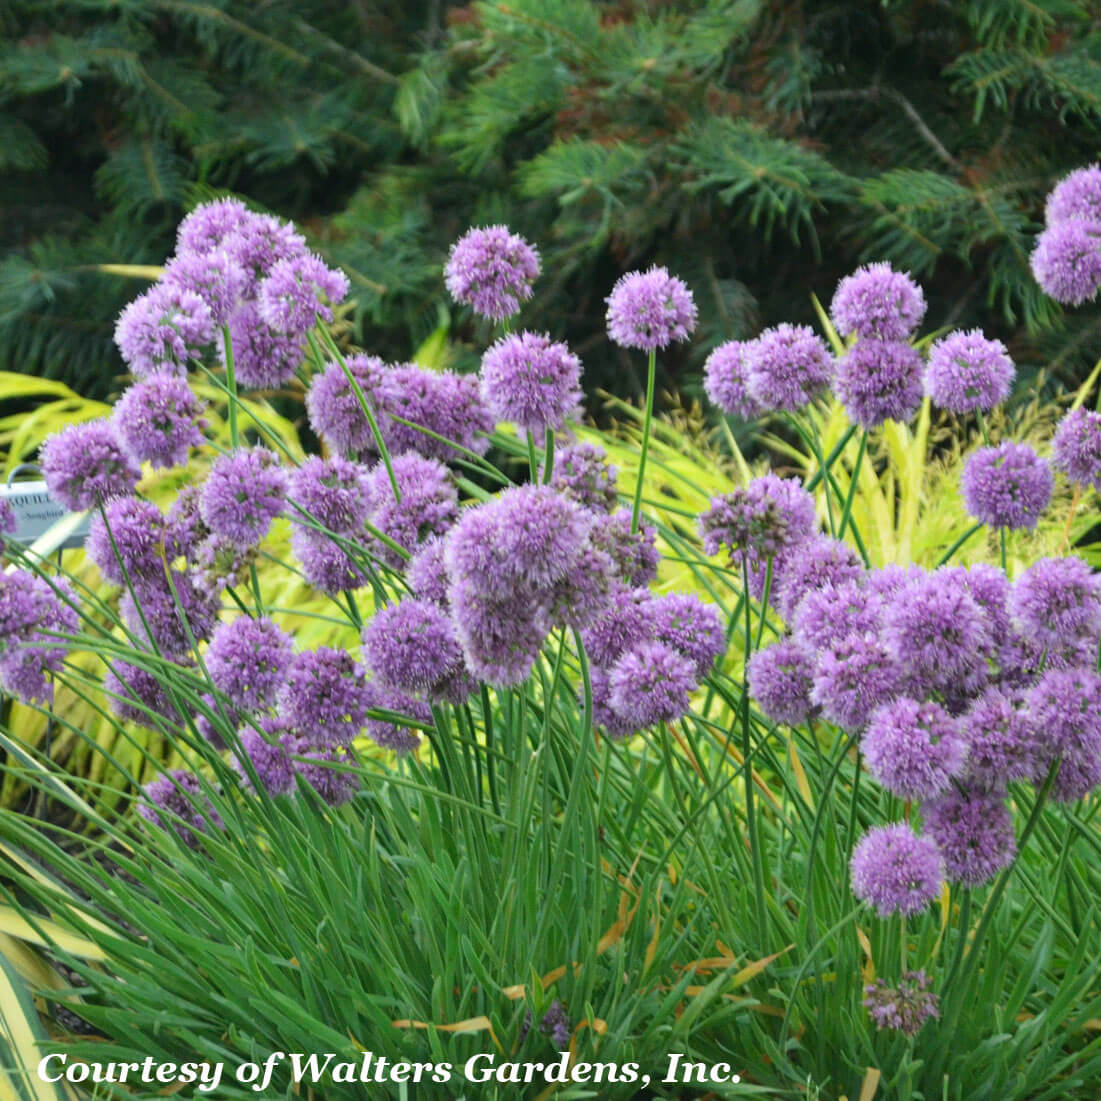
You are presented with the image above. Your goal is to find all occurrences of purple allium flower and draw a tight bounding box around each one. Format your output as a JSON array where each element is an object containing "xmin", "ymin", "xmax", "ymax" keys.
[
  {"xmin": 176, "ymin": 198, "xmax": 253, "ymax": 256},
  {"xmin": 544, "ymin": 541, "xmax": 615, "ymax": 630},
  {"xmin": 959, "ymin": 562, "xmax": 1013, "ymax": 640},
  {"xmin": 1030, "ymin": 219, "xmax": 1101, "ymax": 306},
  {"xmin": 961, "ymin": 442, "xmax": 1053, "ymax": 531},
  {"xmin": 377, "ymin": 365, "xmax": 493, "ymax": 462},
  {"xmin": 588, "ymin": 665, "xmax": 637, "ymax": 740},
  {"xmin": 812, "ymin": 632, "xmax": 901, "ymax": 732},
  {"xmin": 235, "ymin": 725, "xmax": 296, "ymax": 795},
  {"xmin": 588, "ymin": 508, "xmax": 659, "ymax": 587},
  {"xmin": 113, "ymin": 373, "xmax": 205, "ymax": 469},
  {"xmin": 747, "ymin": 637, "xmax": 816, "ymax": 727},
  {"xmin": 114, "ymin": 283, "xmax": 215, "ymax": 378},
  {"xmin": 605, "ymin": 266, "xmax": 697, "ymax": 352},
  {"xmin": 1008, "ymin": 556, "xmax": 1101, "ymax": 651},
  {"xmin": 289, "ymin": 740, "xmax": 361, "ymax": 806},
  {"xmin": 306, "ymin": 354, "xmax": 388, "ymax": 456},
  {"xmin": 106, "ymin": 658, "xmax": 184, "ymax": 730},
  {"xmin": 647, "ymin": 593, "xmax": 725, "ymax": 678},
  {"xmin": 0, "ymin": 497, "xmax": 14, "ymax": 536},
  {"xmin": 699, "ymin": 474, "xmax": 817, "ymax": 563},
  {"xmin": 162, "ymin": 250, "xmax": 247, "ymax": 325},
  {"xmin": 289, "ymin": 528, "xmax": 366, "ymax": 595},
  {"xmin": 199, "ymin": 447, "xmax": 286, "ymax": 547},
  {"xmin": 792, "ymin": 579, "xmax": 884, "ymax": 652},
  {"xmin": 448, "ymin": 580, "xmax": 547, "ymax": 687},
  {"xmin": 1025, "ymin": 668, "xmax": 1101, "ymax": 760},
  {"xmin": 830, "ymin": 262, "xmax": 927, "ymax": 341},
  {"xmin": 207, "ymin": 616, "xmax": 293, "ymax": 712},
  {"xmin": 924, "ymin": 330, "xmax": 1015, "ymax": 414},
  {"xmin": 406, "ymin": 538, "xmax": 449, "ymax": 606},
  {"xmin": 221, "ymin": 301, "xmax": 306, "ymax": 390},
  {"xmin": 963, "ymin": 688, "xmax": 1034, "ymax": 789},
  {"xmin": 85, "ymin": 497, "xmax": 166, "ymax": 586},
  {"xmin": 863, "ymin": 698, "xmax": 967, "ymax": 800},
  {"xmin": 834, "ymin": 339, "xmax": 924, "ymax": 429},
  {"xmin": 363, "ymin": 680, "xmax": 433, "ymax": 755},
  {"xmin": 1052, "ymin": 406, "xmax": 1101, "ymax": 491},
  {"xmin": 164, "ymin": 484, "xmax": 208, "ymax": 560},
  {"xmin": 480, "ymin": 331, "xmax": 582, "ymax": 434},
  {"xmin": 288, "ymin": 455, "xmax": 371, "ymax": 534},
  {"xmin": 0, "ymin": 575, "xmax": 77, "ymax": 703},
  {"xmin": 581, "ymin": 588, "xmax": 654, "ymax": 667},
  {"xmin": 864, "ymin": 971, "xmax": 939, "ymax": 1037},
  {"xmin": 364, "ymin": 452, "xmax": 458, "ymax": 568},
  {"xmin": 545, "ymin": 440, "xmax": 619, "ymax": 513},
  {"xmin": 703, "ymin": 340, "xmax": 762, "ymax": 420},
  {"xmin": 362, "ymin": 597, "xmax": 464, "ymax": 695},
  {"xmin": 277, "ymin": 646, "xmax": 372, "ymax": 747},
  {"xmin": 445, "ymin": 225, "xmax": 540, "ymax": 321},
  {"xmin": 120, "ymin": 569, "xmax": 221, "ymax": 658},
  {"xmin": 535, "ymin": 1000, "xmax": 571, "ymax": 1049},
  {"xmin": 192, "ymin": 691, "xmax": 246, "ymax": 750},
  {"xmin": 850, "ymin": 823, "xmax": 943, "ymax": 917},
  {"xmin": 1045, "ymin": 164, "xmax": 1101, "ymax": 225},
  {"xmin": 744, "ymin": 324, "xmax": 833, "ymax": 413},
  {"xmin": 775, "ymin": 535, "xmax": 864, "ymax": 622},
  {"xmin": 137, "ymin": 769, "xmax": 221, "ymax": 846},
  {"xmin": 222, "ymin": 213, "xmax": 308, "ymax": 281},
  {"xmin": 922, "ymin": 787, "xmax": 1016, "ymax": 887},
  {"xmin": 865, "ymin": 563, "xmax": 923, "ymax": 601},
  {"xmin": 257, "ymin": 253, "xmax": 349, "ymax": 335},
  {"xmin": 192, "ymin": 531, "xmax": 257, "ymax": 593},
  {"xmin": 607, "ymin": 641, "xmax": 697, "ymax": 730},
  {"xmin": 40, "ymin": 420, "xmax": 141, "ymax": 512}
]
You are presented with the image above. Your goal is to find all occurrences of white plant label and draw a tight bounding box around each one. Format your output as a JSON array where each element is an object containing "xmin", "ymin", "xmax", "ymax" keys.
[{"xmin": 0, "ymin": 481, "xmax": 90, "ymax": 550}]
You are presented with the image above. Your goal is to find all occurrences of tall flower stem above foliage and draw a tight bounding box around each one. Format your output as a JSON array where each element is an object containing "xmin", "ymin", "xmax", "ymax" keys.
[{"xmin": 632, "ymin": 348, "xmax": 657, "ymax": 533}]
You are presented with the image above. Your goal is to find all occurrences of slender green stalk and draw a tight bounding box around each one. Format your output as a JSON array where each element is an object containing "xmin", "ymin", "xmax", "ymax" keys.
[
  {"xmin": 742, "ymin": 558, "xmax": 767, "ymax": 937},
  {"xmin": 837, "ymin": 429, "xmax": 867, "ymax": 541},
  {"xmin": 805, "ymin": 424, "xmax": 858, "ymax": 492},
  {"xmin": 526, "ymin": 429, "xmax": 539, "ymax": 483},
  {"xmin": 542, "ymin": 428, "xmax": 555, "ymax": 484},
  {"xmin": 631, "ymin": 348, "xmax": 657, "ymax": 532},
  {"xmin": 937, "ymin": 523, "xmax": 983, "ymax": 566},
  {"xmin": 221, "ymin": 324, "xmax": 239, "ymax": 448}
]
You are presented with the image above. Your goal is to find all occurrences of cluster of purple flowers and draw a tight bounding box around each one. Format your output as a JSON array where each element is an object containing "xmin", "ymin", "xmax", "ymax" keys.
[
  {"xmin": 1031, "ymin": 165, "xmax": 1101, "ymax": 306},
  {"xmin": 0, "ymin": 570, "xmax": 78, "ymax": 703},
  {"xmin": 864, "ymin": 971, "xmax": 939, "ymax": 1037}
]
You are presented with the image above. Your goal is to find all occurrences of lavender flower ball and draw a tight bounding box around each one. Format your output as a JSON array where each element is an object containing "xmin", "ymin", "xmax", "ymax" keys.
[
  {"xmin": 1052, "ymin": 406, "xmax": 1101, "ymax": 491},
  {"xmin": 863, "ymin": 698, "xmax": 967, "ymax": 800},
  {"xmin": 703, "ymin": 340, "xmax": 762, "ymax": 420},
  {"xmin": 608, "ymin": 641, "xmax": 697, "ymax": 730},
  {"xmin": 235, "ymin": 726, "xmax": 296, "ymax": 796},
  {"xmin": 1030, "ymin": 219, "xmax": 1101, "ymax": 306},
  {"xmin": 222, "ymin": 212, "xmax": 307, "ymax": 280},
  {"xmin": 379, "ymin": 366, "xmax": 493, "ymax": 462},
  {"xmin": 924, "ymin": 330, "xmax": 1015, "ymax": 414},
  {"xmin": 114, "ymin": 283, "xmax": 215, "ymax": 378},
  {"xmin": 222, "ymin": 301, "xmax": 307, "ymax": 390},
  {"xmin": 290, "ymin": 528, "xmax": 366, "ymax": 596},
  {"xmin": 581, "ymin": 588, "xmax": 654, "ymax": 667},
  {"xmin": 85, "ymin": 497, "xmax": 166, "ymax": 585},
  {"xmin": 290, "ymin": 742, "xmax": 361, "ymax": 806},
  {"xmin": 963, "ymin": 688, "xmax": 1034, "ymax": 789},
  {"xmin": 1008, "ymin": 556, "xmax": 1101, "ymax": 650},
  {"xmin": 0, "ymin": 576, "xmax": 77, "ymax": 703},
  {"xmin": 830, "ymin": 262, "xmax": 927, "ymax": 341},
  {"xmin": 137, "ymin": 769, "xmax": 221, "ymax": 846},
  {"xmin": 1025, "ymin": 668, "xmax": 1101, "ymax": 760},
  {"xmin": 362, "ymin": 598, "xmax": 463, "ymax": 694},
  {"xmin": 744, "ymin": 324, "xmax": 833, "ymax": 413},
  {"xmin": 200, "ymin": 447, "xmax": 287, "ymax": 547},
  {"xmin": 480, "ymin": 331, "xmax": 582, "ymax": 434},
  {"xmin": 257, "ymin": 253, "xmax": 349, "ymax": 336},
  {"xmin": 834, "ymin": 339, "xmax": 924, "ymax": 429},
  {"xmin": 588, "ymin": 508, "xmax": 659, "ymax": 588},
  {"xmin": 864, "ymin": 971, "xmax": 939, "ymax": 1036},
  {"xmin": 605, "ymin": 266, "xmax": 697, "ymax": 352},
  {"xmin": 406, "ymin": 538, "xmax": 449, "ymax": 606},
  {"xmin": 445, "ymin": 225, "xmax": 540, "ymax": 321},
  {"xmin": 363, "ymin": 681, "xmax": 432, "ymax": 755},
  {"xmin": 448, "ymin": 580, "xmax": 547, "ymax": 687},
  {"xmin": 176, "ymin": 198, "xmax": 253, "ymax": 256},
  {"xmin": 922, "ymin": 788, "xmax": 1016, "ymax": 887},
  {"xmin": 544, "ymin": 540, "xmax": 615, "ymax": 630},
  {"xmin": 812, "ymin": 632, "xmax": 901, "ymax": 732},
  {"xmin": 120, "ymin": 570, "xmax": 221, "ymax": 658},
  {"xmin": 961, "ymin": 442, "xmax": 1053, "ymax": 531},
  {"xmin": 105, "ymin": 659, "xmax": 183, "ymax": 731},
  {"xmin": 41, "ymin": 419, "xmax": 141, "ymax": 511},
  {"xmin": 775, "ymin": 535, "xmax": 864, "ymax": 622},
  {"xmin": 305, "ymin": 354, "xmax": 387, "ymax": 456},
  {"xmin": 747, "ymin": 638, "xmax": 815, "ymax": 727},
  {"xmin": 288, "ymin": 455, "xmax": 371, "ymax": 534},
  {"xmin": 277, "ymin": 646, "xmax": 372, "ymax": 747},
  {"xmin": 792, "ymin": 580, "xmax": 884, "ymax": 651},
  {"xmin": 162, "ymin": 250, "xmax": 247, "ymax": 325},
  {"xmin": 699, "ymin": 474, "xmax": 817, "ymax": 563},
  {"xmin": 207, "ymin": 616, "xmax": 294, "ymax": 712},
  {"xmin": 1045, "ymin": 164, "xmax": 1101, "ymax": 225},
  {"xmin": 646, "ymin": 593, "xmax": 725, "ymax": 678},
  {"xmin": 850, "ymin": 824, "xmax": 943, "ymax": 917},
  {"xmin": 114, "ymin": 373, "xmax": 205, "ymax": 469},
  {"xmin": 546, "ymin": 440, "xmax": 619, "ymax": 513},
  {"xmin": 588, "ymin": 665, "xmax": 638, "ymax": 741},
  {"xmin": 364, "ymin": 452, "xmax": 458, "ymax": 567}
]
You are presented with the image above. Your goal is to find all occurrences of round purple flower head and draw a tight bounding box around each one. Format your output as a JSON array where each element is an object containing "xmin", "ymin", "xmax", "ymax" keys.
[
  {"xmin": 257, "ymin": 253, "xmax": 349, "ymax": 336},
  {"xmin": 961, "ymin": 442, "xmax": 1053, "ymax": 531},
  {"xmin": 922, "ymin": 788, "xmax": 1016, "ymax": 888},
  {"xmin": 378, "ymin": 366, "xmax": 493, "ymax": 462},
  {"xmin": 235, "ymin": 725, "xmax": 297, "ymax": 796},
  {"xmin": 546, "ymin": 440, "xmax": 618, "ymax": 513},
  {"xmin": 0, "ymin": 575, "xmax": 77, "ymax": 703},
  {"xmin": 924, "ymin": 330, "xmax": 1015, "ymax": 414},
  {"xmin": 647, "ymin": 593, "xmax": 725, "ymax": 678},
  {"xmin": 114, "ymin": 283, "xmax": 215, "ymax": 378},
  {"xmin": 481, "ymin": 331, "xmax": 582, "ymax": 434},
  {"xmin": 406, "ymin": 538, "xmax": 449, "ymax": 606},
  {"xmin": 581, "ymin": 588, "xmax": 654, "ymax": 667},
  {"xmin": 588, "ymin": 508, "xmax": 659, "ymax": 587},
  {"xmin": 963, "ymin": 688, "xmax": 1035, "ymax": 789},
  {"xmin": 1025, "ymin": 668, "xmax": 1101, "ymax": 760},
  {"xmin": 364, "ymin": 681, "xmax": 433, "ymax": 755},
  {"xmin": 775, "ymin": 535, "xmax": 864, "ymax": 622},
  {"xmin": 105, "ymin": 658, "xmax": 183, "ymax": 731},
  {"xmin": 120, "ymin": 569, "xmax": 221, "ymax": 658},
  {"xmin": 277, "ymin": 646, "xmax": 372, "ymax": 747},
  {"xmin": 703, "ymin": 340, "xmax": 762, "ymax": 420},
  {"xmin": 699, "ymin": 474, "xmax": 817, "ymax": 564},
  {"xmin": 448, "ymin": 582, "xmax": 548, "ymax": 687},
  {"xmin": 114, "ymin": 373, "xmax": 205, "ymax": 469},
  {"xmin": 863, "ymin": 697, "xmax": 967, "ymax": 800},
  {"xmin": 744, "ymin": 324, "xmax": 833, "ymax": 413},
  {"xmin": 290, "ymin": 528, "xmax": 366, "ymax": 596},
  {"xmin": 222, "ymin": 212, "xmax": 307, "ymax": 282},
  {"xmin": 41, "ymin": 419, "xmax": 141, "ymax": 511},
  {"xmin": 812, "ymin": 631, "xmax": 901, "ymax": 732},
  {"xmin": 605, "ymin": 266, "xmax": 697, "ymax": 352},
  {"xmin": 162, "ymin": 249, "xmax": 247, "ymax": 325},
  {"xmin": 445, "ymin": 225, "xmax": 540, "ymax": 321},
  {"xmin": 137, "ymin": 769, "xmax": 221, "ymax": 847},
  {"xmin": 1008, "ymin": 556, "xmax": 1101, "ymax": 651},
  {"xmin": 1045, "ymin": 164, "xmax": 1101, "ymax": 225},
  {"xmin": 291, "ymin": 742, "xmax": 361, "ymax": 806},
  {"xmin": 85, "ymin": 497, "xmax": 166, "ymax": 585},
  {"xmin": 222, "ymin": 301, "xmax": 306, "ymax": 390},
  {"xmin": 834, "ymin": 339, "xmax": 924, "ymax": 429},
  {"xmin": 362, "ymin": 597, "xmax": 463, "ymax": 695},
  {"xmin": 850, "ymin": 823, "xmax": 943, "ymax": 917},
  {"xmin": 792, "ymin": 579, "xmax": 884, "ymax": 652},
  {"xmin": 588, "ymin": 666, "xmax": 636, "ymax": 741},
  {"xmin": 306, "ymin": 354, "xmax": 387, "ymax": 457},
  {"xmin": 747, "ymin": 637, "xmax": 815, "ymax": 727},
  {"xmin": 364, "ymin": 452, "xmax": 458, "ymax": 568},
  {"xmin": 200, "ymin": 447, "xmax": 287, "ymax": 547},
  {"xmin": 1052, "ymin": 406, "xmax": 1101, "ymax": 491},
  {"xmin": 607, "ymin": 641, "xmax": 697, "ymax": 730},
  {"xmin": 1030, "ymin": 219, "xmax": 1101, "ymax": 306},
  {"xmin": 289, "ymin": 455, "xmax": 371, "ymax": 534},
  {"xmin": 207, "ymin": 616, "xmax": 294, "ymax": 713},
  {"xmin": 830, "ymin": 262, "xmax": 926, "ymax": 341},
  {"xmin": 175, "ymin": 198, "xmax": 252, "ymax": 256},
  {"xmin": 864, "ymin": 971, "xmax": 939, "ymax": 1037}
]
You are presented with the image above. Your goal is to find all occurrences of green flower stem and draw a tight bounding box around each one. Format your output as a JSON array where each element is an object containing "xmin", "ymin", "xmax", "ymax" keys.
[
  {"xmin": 221, "ymin": 324, "xmax": 239, "ymax": 449},
  {"xmin": 631, "ymin": 347, "xmax": 657, "ymax": 533},
  {"xmin": 805, "ymin": 424, "xmax": 858, "ymax": 492},
  {"xmin": 1000, "ymin": 526, "xmax": 1008, "ymax": 572},
  {"xmin": 976, "ymin": 408, "xmax": 992, "ymax": 446},
  {"xmin": 837, "ymin": 429, "xmax": 867, "ymax": 541},
  {"xmin": 936, "ymin": 523, "xmax": 983, "ymax": 566},
  {"xmin": 526, "ymin": 430, "xmax": 539, "ymax": 483},
  {"xmin": 742, "ymin": 558, "xmax": 768, "ymax": 938},
  {"xmin": 542, "ymin": 428, "xmax": 555, "ymax": 484}
]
